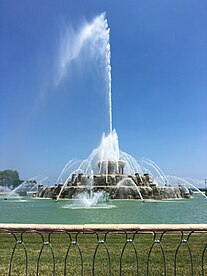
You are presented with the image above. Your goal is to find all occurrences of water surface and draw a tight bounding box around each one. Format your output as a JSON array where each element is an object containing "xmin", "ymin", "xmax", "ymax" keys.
[{"xmin": 0, "ymin": 195, "xmax": 206, "ymax": 224}]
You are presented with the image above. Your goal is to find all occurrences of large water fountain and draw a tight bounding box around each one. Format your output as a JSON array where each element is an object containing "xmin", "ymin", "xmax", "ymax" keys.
[
  {"xmin": 35, "ymin": 13, "xmax": 200, "ymax": 202},
  {"xmin": 36, "ymin": 130, "xmax": 191, "ymax": 201}
]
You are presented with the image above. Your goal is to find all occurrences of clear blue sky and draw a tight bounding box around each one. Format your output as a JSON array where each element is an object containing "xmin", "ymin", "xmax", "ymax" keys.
[{"xmin": 0, "ymin": 0, "xmax": 207, "ymax": 182}]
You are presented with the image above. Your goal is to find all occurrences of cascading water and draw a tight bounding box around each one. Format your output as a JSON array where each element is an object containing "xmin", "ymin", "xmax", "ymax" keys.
[
  {"xmin": 166, "ymin": 175, "xmax": 207, "ymax": 199},
  {"xmin": 71, "ymin": 191, "xmax": 109, "ymax": 208},
  {"xmin": 71, "ymin": 170, "xmax": 111, "ymax": 208},
  {"xmin": 116, "ymin": 178, "xmax": 144, "ymax": 201},
  {"xmin": 5, "ymin": 176, "xmax": 46, "ymax": 199},
  {"xmin": 141, "ymin": 158, "xmax": 169, "ymax": 185}
]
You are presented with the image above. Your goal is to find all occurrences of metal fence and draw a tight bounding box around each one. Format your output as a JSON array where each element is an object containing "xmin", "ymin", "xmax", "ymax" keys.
[{"xmin": 0, "ymin": 223, "xmax": 207, "ymax": 275}]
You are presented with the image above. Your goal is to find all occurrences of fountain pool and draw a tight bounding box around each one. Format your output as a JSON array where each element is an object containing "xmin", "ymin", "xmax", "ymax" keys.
[{"xmin": 0, "ymin": 195, "xmax": 206, "ymax": 224}]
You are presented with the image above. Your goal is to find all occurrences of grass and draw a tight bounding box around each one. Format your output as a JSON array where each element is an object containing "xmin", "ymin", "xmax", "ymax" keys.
[{"xmin": 0, "ymin": 231, "xmax": 207, "ymax": 275}]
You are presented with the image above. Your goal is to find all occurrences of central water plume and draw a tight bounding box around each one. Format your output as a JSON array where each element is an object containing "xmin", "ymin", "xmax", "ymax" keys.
[
  {"xmin": 98, "ymin": 130, "xmax": 120, "ymax": 162},
  {"xmin": 56, "ymin": 13, "xmax": 113, "ymax": 134},
  {"xmin": 56, "ymin": 129, "xmax": 144, "ymax": 200}
]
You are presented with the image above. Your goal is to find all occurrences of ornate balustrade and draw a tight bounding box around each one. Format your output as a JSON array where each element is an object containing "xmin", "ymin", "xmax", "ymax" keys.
[{"xmin": 0, "ymin": 224, "xmax": 207, "ymax": 275}]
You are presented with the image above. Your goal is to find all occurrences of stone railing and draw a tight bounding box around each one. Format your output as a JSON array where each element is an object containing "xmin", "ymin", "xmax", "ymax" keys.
[{"xmin": 0, "ymin": 224, "xmax": 207, "ymax": 275}]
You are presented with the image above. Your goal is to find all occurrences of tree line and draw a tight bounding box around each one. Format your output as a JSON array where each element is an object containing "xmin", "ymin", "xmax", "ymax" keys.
[{"xmin": 0, "ymin": 170, "xmax": 23, "ymax": 188}]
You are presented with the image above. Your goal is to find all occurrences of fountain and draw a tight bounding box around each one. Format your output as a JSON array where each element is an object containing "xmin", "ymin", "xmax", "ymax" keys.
[
  {"xmin": 36, "ymin": 130, "xmax": 191, "ymax": 201},
  {"xmin": 35, "ymin": 13, "xmax": 195, "ymax": 202}
]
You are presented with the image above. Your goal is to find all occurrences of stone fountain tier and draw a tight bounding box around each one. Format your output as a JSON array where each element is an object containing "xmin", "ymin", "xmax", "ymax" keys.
[
  {"xmin": 35, "ymin": 168, "xmax": 191, "ymax": 200},
  {"xmin": 36, "ymin": 184, "xmax": 190, "ymax": 200},
  {"xmin": 65, "ymin": 171, "xmax": 156, "ymax": 188}
]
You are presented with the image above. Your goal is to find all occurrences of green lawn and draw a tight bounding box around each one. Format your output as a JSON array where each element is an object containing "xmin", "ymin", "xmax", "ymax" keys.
[{"xmin": 0, "ymin": 231, "xmax": 206, "ymax": 275}]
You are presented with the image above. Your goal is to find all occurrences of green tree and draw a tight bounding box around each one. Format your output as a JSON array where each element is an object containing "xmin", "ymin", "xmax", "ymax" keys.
[{"xmin": 0, "ymin": 170, "xmax": 23, "ymax": 188}]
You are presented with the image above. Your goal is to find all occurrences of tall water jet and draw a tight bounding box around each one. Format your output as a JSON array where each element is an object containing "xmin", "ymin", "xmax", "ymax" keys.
[
  {"xmin": 104, "ymin": 17, "xmax": 113, "ymax": 134},
  {"xmin": 56, "ymin": 13, "xmax": 113, "ymax": 134}
]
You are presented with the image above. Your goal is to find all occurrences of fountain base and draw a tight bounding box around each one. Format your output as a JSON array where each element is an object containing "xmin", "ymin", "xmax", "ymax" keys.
[
  {"xmin": 36, "ymin": 182, "xmax": 190, "ymax": 200},
  {"xmin": 36, "ymin": 156, "xmax": 191, "ymax": 200}
]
